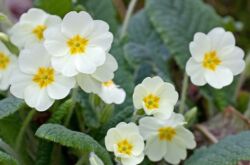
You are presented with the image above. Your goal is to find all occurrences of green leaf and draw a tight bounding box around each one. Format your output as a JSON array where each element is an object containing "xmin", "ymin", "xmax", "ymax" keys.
[
  {"xmin": 0, "ymin": 150, "xmax": 18, "ymax": 165},
  {"xmin": 35, "ymin": 99, "xmax": 73, "ymax": 165},
  {"xmin": 0, "ymin": 96, "xmax": 25, "ymax": 120},
  {"xmin": 77, "ymin": 0, "xmax": 118, "ymax": 33},
  {"xmin": 124, "ymin": 10, "xmax": 171, "ymax": 82},
  {"xmin": 35, "ymin": 124, "xmax": 113, "ymax": 165},
  {"xmin": 34, "ymin": 0, "xmax": 73, "ymax": 17},
  {"xmin": 145, "ymin": 0, "xmax": 222, "ymax": 69},
  {"xmin": 185, "ymin": 131, "xmax": 250, "ymax": 165}
]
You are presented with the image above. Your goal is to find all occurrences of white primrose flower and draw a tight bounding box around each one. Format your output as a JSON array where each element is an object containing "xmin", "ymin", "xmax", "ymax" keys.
[
  {"xmin": 139, "ymin": 113, "xmax": 196, "ymax": 164},
  {"xmin": 0, "ymin": 41, "xmax": 17, "ymax": 90},
  {"xmin": 89, "ymin": 152, "xmax": 104, "ymax": 165},
  {"xmin": 105, "ymin": 122, "xmax": 145, "ymax": 165},
  {"xmin": 186, "ymin": 27, "xmax": 245, "ymax": 89},
  {"xmin": 9, "ymin": 8, "xmax": 61, "ymax": 48},
  {"xmin": 133, "ymin": 76, "xmax": 178, "ymax": 119},
  {"xmin": 10, "ymin": 44, "xmax": 75, "ymax": 111},
  {"xmin": 44, "ymin": 11, "xmax": 113, "ymax": 77}
]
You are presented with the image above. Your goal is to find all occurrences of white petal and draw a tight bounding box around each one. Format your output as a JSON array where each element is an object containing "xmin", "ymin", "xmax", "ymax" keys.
[
  {"xmin": 99, "ymin": 86, "xmax": 126, "ymax": 104},
  {"xmin": 204, "ymin": 66, "xmax": 233, "ymax": 89},
  {"xmin": 62, "ymin": 11, "xmax": 93, "ymax": 37},
  {"xmin": 141, "ymin": 76, "xmax": 164, "ymax": 93},
  {"xmin": 92, "ymin": 54, "xmax": 118, "ymax": 82},
  {"xmin": 51, "ymin": 56, "xmax": 78, "ymax": 77},
  {"xmin": 186, "ymin": 58, "xmax": 206, "ymax": 86},
  {"xmin": 44, "ymin": 26, "xmax": 68, "ymax": 57},
  {"xmin": 89, "ymin": 152, "xmax": 104, "ymax": 165},
  {"xmin": 0, "ymin": 69, "xmax": 11, "ymax": 90},
  {"xmin": 128, "ymin": 134, "xmax": 144, "ymax": 156},
  {"xmin": 145, "ymin": 136, "xmax": 166, "ymax": 161},
  {"xmin": 156, "ymin": 83, "xmax": 178, "ymax": 105},
  {"xmin": 76, "ymin": 74, "xmax": 101, "ymax": 93},
  {"xmin": 47, "ymin": 75, "xmax": 75, "ymax": 99},
  {"xmin": 0, "ymin": 42, "xmax": 11, "ymax": 55},
  {"xmin": 75, "ymin": 56, "xmax": 96, "ymax": 74},
  {"xmin": 189, "ymin": 32, "xmax": 211, "ymax": 61},
  {"xmin": 85, "ymin": 47, "xmax": 106, "ymax": 67},
  {"xmin": 164, "ymin": 142, "xmax": 187, "ymax": 164},
  {"xmin": 24, "ymin": 84, "xmax": 54, "ymax": 111},
  {"xmin": 139, "ymin": 117, "xmax": 163, "ymax": 140},
  {"xmin": 116, "ymin": 122, "xmax": 140, "ymax": 137},
  {"xmin": 121, "ymin": 154, "xmax": 144, "ymax": 165},
  {"xmin": 10, "ymin": 69, "xmax": 32, "ymax": 98},
  {"xmin": 105, "ymin": 128, "xmax": 122, "ymax": 151},
  {"xmin": 20, "ymin": 8, "xmax": 48, "ymax": 25},
  {"xmin": 154, "ymin": 102, "xmax": 174, "ymax": 120},
  {"xmin": 133, "ymin": 84, "xmax": 147, "ymax": 109},
  {"xmin": 45, "ymin": 15, "xmax": 61, "ymax": 27},
  {"xmin": 19, "ymin": 45, "xmax": 51, "ymax": 74},
  {"xmin": 175, "ymin": 126, "xmax": 196, "ymax": 149}
]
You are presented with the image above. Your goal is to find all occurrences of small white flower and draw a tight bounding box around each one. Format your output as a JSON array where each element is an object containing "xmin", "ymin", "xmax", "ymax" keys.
[
  {"xmin": 105, "ymin": 122, "xmax": 145, "ymax": 165},
  {"xmin": 76, "ymin": 53, "xmax": 118, "ymax": 94},
  {"xmin": 44, "ymin": 11, "xmax": 113, "ymax": 77},
  {"xmin": 89, "ymin": 152, "xmax": 104, "ymax": 165},
  {"xmin": 10, "ymin": 44, "xmax": 75, "ymax": 111},
  {"xmin": 9, "ymin": 8, "xmax": 61, "ymax": 48},
  {"xmin": 133, "ymin": 76, "xmax": 178, "ymax": 119},
  {"xmin": 98, "ymin": 80, "xmax": 126, "ymax": 105},
  {"xmin": 0, "ymin": 41, "xmax": 17, "ymax": 90},
  {"xmin": 139, "ymin": 113, "xmax": 196, "ymax": 164},
  {"xmin": 186, "ymin": 27, "xmax": 245, "ymax": 89}
]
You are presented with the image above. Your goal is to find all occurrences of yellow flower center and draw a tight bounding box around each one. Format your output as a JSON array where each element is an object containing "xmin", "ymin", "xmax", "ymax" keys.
[
  {"xmin": 0, "ymin": 52, "xmax": 10, "ymax": 70},
  {"xmin": 158, "ymin": 127, "xmax": 176, "ymax": 141},
  {"xmin": 143, "ymin": 94, "xmax": 160, "ymax": 110},
  {"xmin": 67, "ymin": 35, "xmax": 89, "ymax": 55},
  {"xmin": 32, "ymin": 25, "xmax": 47, "ymax": 41},
  {"xmin": 32, "ymin": 67, "xmax": 55, "ymax": 88},
  {"xmin": 202, "ymin": 51, "xmax": 221, "ymax": 71},
  {"xmin": 117, "ymin": 139, "xmax": 133, "ymax": 155},
  {"xmin": 102, "ymin": 80, "xmax": 114, "ymax": 87}
]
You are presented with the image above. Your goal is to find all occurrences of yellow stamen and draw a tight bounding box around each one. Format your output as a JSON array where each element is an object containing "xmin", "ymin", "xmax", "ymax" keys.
[
  {"xmin": 117, "ymin": 139, "xmax": 133, "ymax": 155},
  {"xmin": 202, "ymin": 51, "xmax": 221, "ymax": 71},
  {"xmin": 158, "ymin": 127, "xmax": 176, "ymax": 141},
  {"xmin": 32, "ymin": 67, "xmax": 55, "ymax": 88},
  {"xmin": 67, "ymin": 35, "xmax": 89, "ymax": 55},
  {"xmin": 102, "ymin": 80, "xmax": 114, "ymax": 87},
  {"xmin": 143, "ymin": 94, "xmax": 160, "ymax": 110},
  {"xmin": 32, "ymin": 25, "xmax": 47, "ymax": 40},
  {"xmin": 0, "ymin": 52, "xmax": 10, "ymax": 70}
]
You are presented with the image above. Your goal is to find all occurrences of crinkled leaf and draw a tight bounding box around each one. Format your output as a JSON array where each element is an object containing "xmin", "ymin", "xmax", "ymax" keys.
[
  {"xmin": 185, "ymin": 131, "xmax": 250, "ymax": 165},
  {"xmin": 0, "ymin": 150, "xmax": 18, "ymax": 165},
  {"xmin": 34, "ymin": 0, "xmax": 73, "ymax": 17},
  {"xmin": 0, "ymin": 96, "xmax": 25, "ymax": 120},
  {"xmin": 145, "ymin": 0, "xmax": 222, "ymax": 69},
  {"xmin": 35, "ymin": 124, "xmax": 113, "ymax": 165}
]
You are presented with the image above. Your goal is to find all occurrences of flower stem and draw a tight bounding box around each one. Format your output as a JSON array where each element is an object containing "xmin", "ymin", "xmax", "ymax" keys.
[
  {"xmin": 179, "ymin": 73, "xmax": 189, "ymax": 114},
  {"xmin": 15, "ymin": 109, "xmax": 36, "ymax": 151},
  {"xmin": 75, "ymin": 156, "xmax": 86, "ymax": 165},
  {"xmin": 64, "ymin": 87, "xmax": 78, "ymax": 126},
  {"xmin": 120, "ymin": 0, "xmax": 138, "ymax": 39}
]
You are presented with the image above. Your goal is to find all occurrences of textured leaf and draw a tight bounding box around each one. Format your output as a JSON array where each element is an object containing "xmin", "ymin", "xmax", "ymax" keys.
[
  {"xmin": 145, "ymin": 0, "xmax": 222, "ymax": 69},
  {"xmin": 0, "ymin": 96, "xmax": 25, "ymax": 120},
  {"xmin": 124, "ymin": 10, "xmax": 171, "ymax": 81},
  {"xmin": 185, "ymin": 131, "xmax": 250, "ymax": 165},
  {"xmin": 34, "ymin": 0, "xmax": 73, "ymax": 17},
  {"xmin": 77, "ymin": 0, "xmax": 118, "ymax": 33},
  {"xmin": 35, "ymin": 99, "xmax": 73, "ymax": 165},
  {"xmin": 0, "ymin": 150, "xmax": 18, "ymax": 165},
  {"xmin": 35, "ymin": 124, "xmax": 113, "ymax": 165}
]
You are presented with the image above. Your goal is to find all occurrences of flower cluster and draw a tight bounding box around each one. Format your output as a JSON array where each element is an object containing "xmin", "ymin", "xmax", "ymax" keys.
[
  {"xmin": 5, "ymin": 8, "xmax": 125, "ymax": 111},
  {"xmin": 105, "ymin": 76, "xmax": 196, "ymax": 165}
]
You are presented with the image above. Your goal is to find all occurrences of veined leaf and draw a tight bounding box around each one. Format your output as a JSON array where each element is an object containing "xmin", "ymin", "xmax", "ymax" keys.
[
  {"xmin": 0, "ymin": 96, "xmax": 25, "ymax": 120},
  {"xmin": 34, "ymin": 0, "xmax": 73, "ymax": 17},
  {"xmin": 124, "ymin": 10, "xmax": 171, "ymax": 81},
  {"xmin": 35, "ymin": 124, "xmax": 113, "ymax": 165},
  {"xmin": 145, "ymin": 0, "xmax": 222, "ymax": 69},
  {"xmin": 0, "ymin": 150, "xmax": 18, "ymax": 165},
  {"xmin": 185, "ymin": 131, "xmax": 250, "ymax": 165}
]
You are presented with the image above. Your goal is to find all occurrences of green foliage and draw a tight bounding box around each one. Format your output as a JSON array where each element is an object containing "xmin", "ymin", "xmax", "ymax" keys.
[
  {"xmin": 34, "ymin": 0, "xmax": 73, "ymax": 17},
  {"xmin": 124, "ymin": 10, "xmax": 171, "ymax": 82},
  {"xmin": 0, "ymin": 96, "xmax": 25, "ymax": 120},
  {"xmin": 145, "ymin": 0, "xmax": 222, "ymax": 69},
  {"xmin": 0, "ymin": 150, "xmax": 18, "ymax": 165},
  {"xmin": 35, "ymin": 124, "xmax": 113, "ymax": 165},
  {"xmin": 185, "ymin": 131, "xmax": 250, "ymax": 165},
  {"xmin": 35, "ymin": 99, "xmax": 73, "ymax": 165},
  {"xmin": 77, "ymin": 0, "xmax": 118, "ymax": 33}
]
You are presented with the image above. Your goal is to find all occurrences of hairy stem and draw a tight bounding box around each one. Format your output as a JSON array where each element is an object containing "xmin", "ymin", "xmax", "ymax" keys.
[
  {"xmin": 64, "ymin": 88, "xmax": 78, "ymax": 126},
  {"xmin": 15, "ymin": 109, "xmax": 36, "ymax": 151},
  {"xmin": 179, "ymin": 73, "xmax": 189, "ymax": 114},
  {"xmin": 120, "ymin": 0, "xmax": 138, "ymax": 39}
]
